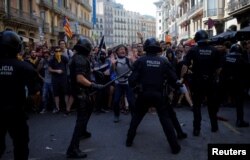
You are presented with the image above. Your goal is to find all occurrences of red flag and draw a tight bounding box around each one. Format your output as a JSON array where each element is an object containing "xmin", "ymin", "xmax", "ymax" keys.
[{"xmin": 63, "ymin": 16, "xmax": 73, "ymax": 38}]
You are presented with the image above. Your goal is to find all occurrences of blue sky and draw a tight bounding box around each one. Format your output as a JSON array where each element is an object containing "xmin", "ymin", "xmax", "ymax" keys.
[{"xmin": 115, "ymin": 0, "xmax": 157, "ymax": 17}]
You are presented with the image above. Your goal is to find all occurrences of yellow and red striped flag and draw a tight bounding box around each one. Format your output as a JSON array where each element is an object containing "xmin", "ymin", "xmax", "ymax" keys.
[{"xmin": 63, "ymin": 16, "xmax": 73, "ymax": 39}]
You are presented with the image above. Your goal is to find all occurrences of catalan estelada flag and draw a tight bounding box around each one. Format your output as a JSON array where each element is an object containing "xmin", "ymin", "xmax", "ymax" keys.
[{"xmin": 63, "ymin": 16, "xmax": 73, "ymax": 39}]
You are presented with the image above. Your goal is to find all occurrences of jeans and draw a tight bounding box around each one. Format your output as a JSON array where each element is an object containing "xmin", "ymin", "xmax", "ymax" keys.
[
  {"xmin": 41, "ymin": 82, "xmax": 54, "ymax": 110},
  {"xmin": 113, "ymin": 83, "xmax": 135, "ymax": 117}
]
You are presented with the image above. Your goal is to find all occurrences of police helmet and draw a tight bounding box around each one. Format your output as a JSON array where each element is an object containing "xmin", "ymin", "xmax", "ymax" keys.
[
  {"xmin": 229, "ymin": 44, "xmax": 243, "ymax": 54},
  {"xmin": 194, "ymin": 30, "xmax": 208, "ymax": 42},
  {"xmin": 143, "ymin": 38, "xmax": 162, "ymax": 53},
  {"xmin": 73, "ymin": 37, "xmax": 93, "ymax": 55},
  {"xmin": 0, "ymin": 31, "xmax": 22, "ymax": 58}
]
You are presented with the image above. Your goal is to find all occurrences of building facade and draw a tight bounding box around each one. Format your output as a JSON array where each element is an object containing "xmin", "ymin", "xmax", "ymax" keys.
[
  {"xmin": 227, "ymin": 0, "xmax": 250, "ymax": 29},
  {"xmin": 156, "ymin": 0, "xmax": 250, "ymax": 44},
  {"xmin": 0, "ymin": 0, "xmax": 93, "ymax": 48},
  {"xmin": 154, "ymin": 0, "xmax": 164, "ymax": 40},
  {"xmin": 93, "ymin": 0, "xmax": 156, "ymax": 47}
]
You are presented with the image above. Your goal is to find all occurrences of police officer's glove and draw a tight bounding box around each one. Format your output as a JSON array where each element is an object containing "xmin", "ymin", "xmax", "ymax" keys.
[{"xmin": 91, "ymin": 82, "xmax": 105, "ymax": 90}]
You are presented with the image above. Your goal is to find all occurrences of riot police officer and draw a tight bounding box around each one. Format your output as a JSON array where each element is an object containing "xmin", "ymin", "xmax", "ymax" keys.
[
  {"xmin": 221, "ymin": 44, "xmax": 249, "ymax": 127},
  {"xmin": 181, "ymin": 30, "xmax": 222, "ymax": 136},
  {"xmin": 126, "ymin": 38, "xmax": 181, "ymax": 154},
  {"xmin": 66, "ymin": 37, "xmax": 104, "ymax": 158},
  {"xmin": 0, "ymin": 31, "xmax": 37, "ymax": 159}
]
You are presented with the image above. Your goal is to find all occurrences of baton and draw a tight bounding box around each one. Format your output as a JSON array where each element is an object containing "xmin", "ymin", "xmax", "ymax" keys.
[{"xmin": 89, "ymin": 69, "xmax": 131, "ymax": 96}]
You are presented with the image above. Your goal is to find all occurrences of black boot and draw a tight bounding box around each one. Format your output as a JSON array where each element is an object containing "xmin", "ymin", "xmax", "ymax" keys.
[
  {"xmin": 80, "ymin": 131, "xmax": 91, "ymax": 139},
  {"xmin": 211, "ymin": 126, "xmax": 218, "ymax": 132},
  {"xmin": 126, "ymin": 136, "xmax": 134, "ymax": 147},
  {"xmin": 193, "ymin": 129, "xmax": 200, "ymax": 136},
  {"xmin": 171, "ymin": 144, "xmax": 181, "ymax": 154},
  {"xmin": 177, "ymin": 132, "xmax": 187, "ymax": 140},
  {"xmin": 66, "ymin": 149, "xmax": 87, "ymax": 159},
  {"xmin": 236, "ymin": 120, "xmax": 249, "ymax": 128}
]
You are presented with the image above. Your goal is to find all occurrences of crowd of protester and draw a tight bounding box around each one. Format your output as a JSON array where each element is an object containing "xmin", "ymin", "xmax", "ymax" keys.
[
  {"xmin": 16, "ymin": 36, "xmax": 250, "ymax": 127},
  {"xmin": 2, "ymin": 29, "xmax": 250, "ymax": 159}
]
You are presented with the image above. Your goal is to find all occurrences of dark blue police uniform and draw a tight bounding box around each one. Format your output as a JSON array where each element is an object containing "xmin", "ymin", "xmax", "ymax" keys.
[
  {"xmin": 126, "ymin": 38, "xmax": 181, "ymax": 154},
  {"xmin": 66, "ymin": 37, "xmax": 104, "ymax": 159},
  {"xmin": 0, "ymin": 57, "xmax": 37, "ymax": 160},
  {"xmin": 66, "ymin": 53, "xmax": 92, "ymax": 158},
  {"xmin": 221, "ymin": 44, "xmax": 249, "ymax": 127},
  {"xmin": 183, "ymin": 32, "xmax": 222, "ymax": 136},
  {"xmin": 0, "ymin": 31, "xmax": 37, "ymax": 160}
]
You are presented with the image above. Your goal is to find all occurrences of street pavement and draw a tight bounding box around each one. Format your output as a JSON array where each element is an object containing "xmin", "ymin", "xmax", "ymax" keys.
[{"xmin": 2, "ymin": 103, "xmax": 250, "ymax": 160}]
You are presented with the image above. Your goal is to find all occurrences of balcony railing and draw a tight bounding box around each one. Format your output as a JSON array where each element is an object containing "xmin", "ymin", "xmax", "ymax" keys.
[
  {"xmin": 203, "ymin": 8, "xmax": 224, "ymax": 17},
  {"xmin": 53, "ymin": 2, "xmax": 92, "ymax": 29},
  {"xmin": 76, "ymin": 0, "xmax": 92, "ymax": 12},
  {"xmin": 176, "ymin": 0, "xmax": 184, "ymax": 6},
  {"xmin": 187, "ymin": 2, "xmax": 203, "ymax": 18},
  {"xmin": 178, "ymin": 12, "xmax": 188, "ymax": 24},
  {"xmin": 227, "ymin": 0, "xmax": 250, "ymax": 13},
  {"xmin": 5, "ymin": 7, "xmax": 43, "ymax": 27},
  {"xmin": 39, "ymin": 0, "xmax": 53, "ymax": 9},
  {"xmin": 0, "ymin": 0, "xmax": 5, "ymax": 14},
  {"xmin": 78, "ymin": 17, "xmax": 92, "ymax": 29}
]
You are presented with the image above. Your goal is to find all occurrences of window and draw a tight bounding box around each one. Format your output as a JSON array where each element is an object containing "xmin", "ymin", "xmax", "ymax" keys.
[
  {"xmin": 159, "ymin": 26, "xmax": 161, "ymax": 30},
  {"xmin": 191, "ymin": 0, "xmax": 195, "ymax": 7},
  {"xmin": 159, "ymin": 19, "xmax": 161, "ymax": 23},
  {"xmin": 159, "ymin": 12, "xmax": 161, "ymax": 16},
  {"xmin": 207, "ymin": 0, "xmax": 217, "ymax": 17}
]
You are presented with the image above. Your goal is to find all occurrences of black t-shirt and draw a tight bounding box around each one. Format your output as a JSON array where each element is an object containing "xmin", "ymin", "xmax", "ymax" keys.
[
  {"xmin": 69, "ymin": 54, "xmax": 91, "ymax": 95},
  {"xmin": 0, "ymin": 58, "xmax": 37, "ymax": 112},
  {"xmin": 49, "ymin": 55, "xmax": 68, "ymax": 80}
]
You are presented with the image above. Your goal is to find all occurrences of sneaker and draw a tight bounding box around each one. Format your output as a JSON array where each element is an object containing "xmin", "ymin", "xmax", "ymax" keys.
[
  {"xmin": 40, "ymin": 109, "xmax": 47, "ymax": 114},
  {"xmin": 123, "ymin": 109, "xmax": 129, "ymax": 115},
  {"xmin": 64, "ymin": 110, "xmax": 71, "ymax": 116},
  {"xmin": 52, "ymin": 108, "xmax": 59, "ymax": 114}
]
